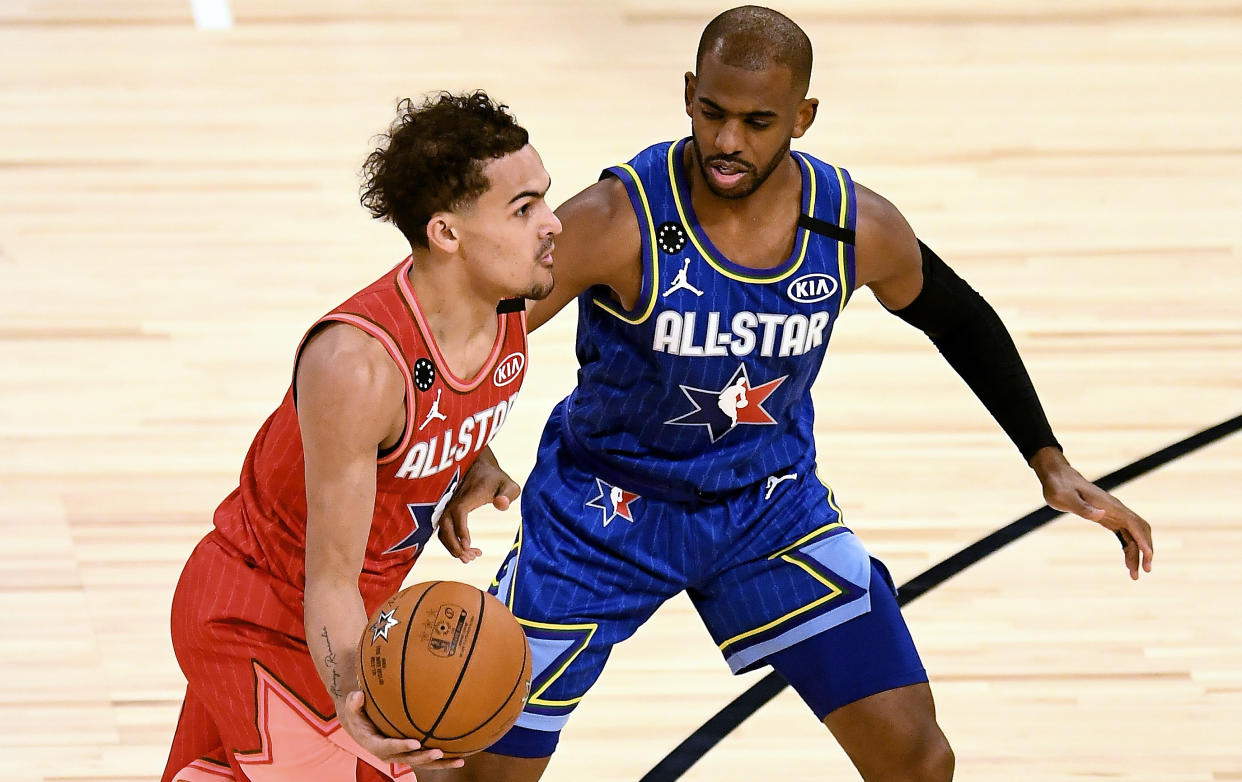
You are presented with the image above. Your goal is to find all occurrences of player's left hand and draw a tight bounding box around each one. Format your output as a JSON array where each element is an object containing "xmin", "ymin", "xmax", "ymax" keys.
[
  {"xmin": 438, "ymin": 446, "xmax": 521, "ymax": 564},
  {"xmin": 1030, "ymin": 447, "xmax": 1154, "ymax": 580}
]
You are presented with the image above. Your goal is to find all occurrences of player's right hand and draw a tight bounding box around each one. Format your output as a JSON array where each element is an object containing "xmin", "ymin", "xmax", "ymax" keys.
[
  {"xmin": 438, "ymin": 447, "xmax": 522, "ymax": 563},
  {"xmin": 338, "ymin": 690, "xmax": 464, "ymax": 770}
]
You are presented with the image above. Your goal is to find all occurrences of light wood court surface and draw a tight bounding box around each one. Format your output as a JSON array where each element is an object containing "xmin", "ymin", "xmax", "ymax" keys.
[{"xmin": 2, "ymin": 2, "xmax": 1239, "ymax": 780}]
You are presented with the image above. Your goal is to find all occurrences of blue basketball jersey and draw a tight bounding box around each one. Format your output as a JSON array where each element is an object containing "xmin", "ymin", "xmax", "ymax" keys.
[{"xmin": 561, "ymin": 138, "xmax": 858, "ymax": 498}]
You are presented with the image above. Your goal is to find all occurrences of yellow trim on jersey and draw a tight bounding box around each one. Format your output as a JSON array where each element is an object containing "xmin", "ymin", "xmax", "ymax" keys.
[
  {"xmin": 826, "ymin": 484, "xmax": 843, "ymax": 519},
  {"xmin": 717, "ymin": 562, "xmax": 844, "ymax": 653},
  {"xmin": 494, "ymin": 523, "xmax": 524, "ymax": 607},
  {"xmin": 591, "ymin": 163, "xmax": 660, "ymax": 325},
  {"xmin": 813, "ymin": 465, "xmax": 845, "ymax": 520},
  {"xmin": 517, "ymin": 618, "xmax": 599, "ymax": 708},
  {"xmin": 490, "ymin": 535, "xmax": 522, "ymax": 593},
  {"xmin": 833, "ymin": 164, "xmax": 851, "ymax": 315},
  {"xmin": 766, "ymin": 521, "xmax": 845, "ymax": 561},
  {"xmin": 667, "ymin": 143, "xmax": 815, "ymax": 284}
]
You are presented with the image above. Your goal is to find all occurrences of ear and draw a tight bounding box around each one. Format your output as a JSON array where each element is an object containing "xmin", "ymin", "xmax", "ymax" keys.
[
  {"xmin": 791, "ymin": 97, "xmax": 819, "ymax": 139},
  {"xmin": 425, "ymin": 213, "xmax": 459, "ymax": 254},
  {"xmin": 684, "ymin": 71, "xmax": 697, "ymax": 118}
]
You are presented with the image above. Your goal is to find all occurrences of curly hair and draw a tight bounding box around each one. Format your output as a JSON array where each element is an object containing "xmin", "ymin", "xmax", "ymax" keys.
[{"xmin": 360, "ymin": 91, "xmax": 530, "ymax": 247}]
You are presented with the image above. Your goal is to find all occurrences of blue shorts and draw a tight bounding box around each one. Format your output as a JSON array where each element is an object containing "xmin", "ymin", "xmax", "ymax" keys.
[{"xmin": 486, "ymin": 411, "xmax": 926, "ymax": 758}]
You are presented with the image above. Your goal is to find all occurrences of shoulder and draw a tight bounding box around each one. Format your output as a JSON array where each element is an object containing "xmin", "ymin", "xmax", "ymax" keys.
[
  {"xmin": 852, "ymin": 182, "xmax": 924, "ymax": 309},
  {"xmin": 855, "ymin": 183, "xmax": 916, "ymax": 272},
  {"xmin": 525, "ymin": 175, "xmax": 643, "ymax": 329},
  {"xmin": 296, "ymin": 321, "xmax": 405, "ymax": 410},
  {"xmin": 554, "ymin": 175, "xmax": 641, "ymax": 271},
  {"xmin": 559, "ymin": 175, "xmax": 632, "ymax": 226}
]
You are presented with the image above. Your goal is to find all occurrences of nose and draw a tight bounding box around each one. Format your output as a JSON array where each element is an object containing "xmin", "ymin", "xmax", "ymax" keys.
[
  {"xmin": 544, "ymin": 203, "xmax": 562, "ymax": 237},
  {"xmin": 714, "ymin": 119, "xmax": 744, "ymax": 156}
]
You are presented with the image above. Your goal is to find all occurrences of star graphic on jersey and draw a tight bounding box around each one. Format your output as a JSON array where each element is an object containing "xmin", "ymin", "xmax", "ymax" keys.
[
  {"xmin": 665, "ymin": 363, "xmax": 787, "ymax": 443},
  {"xmin": 584, "ymin": 478, "xmax": 641, "ymax": 527},
  {"xmin": 384, "ymin": 468, "xmax": 460, "ymax": 555},
  {"xmin": 234, "ymin": 662, "xmax": 414, "ymax": 780},
  {"xmin": 369, "ymin": 609, "xmax": 400, "ymax": 642}
]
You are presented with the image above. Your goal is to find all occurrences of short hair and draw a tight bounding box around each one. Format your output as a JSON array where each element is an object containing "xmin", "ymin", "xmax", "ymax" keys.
[
  {"xmin": 360, "ymin": 91, "xmax": 529, "ymax": 247},
  {"xmin": 695, "ymin": 6, "xmax": 813, "ymax": 97}
]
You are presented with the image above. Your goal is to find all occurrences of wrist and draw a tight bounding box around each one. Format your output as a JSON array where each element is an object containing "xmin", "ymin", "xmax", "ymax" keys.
[
  {"xmin": 476, "ymin": 445, "xmax": 498, "ymax": 467},
  {"xmin": 1028, "ymin": 444, "xmax": 1068, "ymax": 477}
]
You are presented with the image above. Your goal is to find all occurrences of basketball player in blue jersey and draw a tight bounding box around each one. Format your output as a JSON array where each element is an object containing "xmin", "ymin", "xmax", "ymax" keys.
[{"xmin": 428, "ymin": 7, "xmax": 1154, "ymax": 781}]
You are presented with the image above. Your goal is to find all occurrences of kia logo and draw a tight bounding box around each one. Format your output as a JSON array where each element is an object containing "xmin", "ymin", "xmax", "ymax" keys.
[
  {"xmin": 493, "ymin": 353, "xmax": 525, "ymax": 387},
  {"xmin": 786, "ymin": 273, "xmax": 838, "ymax": 303}
]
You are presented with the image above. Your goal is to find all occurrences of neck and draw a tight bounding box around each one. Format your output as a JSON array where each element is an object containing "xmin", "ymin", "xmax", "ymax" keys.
[{"xmin": 404, "ymin": 248, "xmax": 498, "ymax": 348}]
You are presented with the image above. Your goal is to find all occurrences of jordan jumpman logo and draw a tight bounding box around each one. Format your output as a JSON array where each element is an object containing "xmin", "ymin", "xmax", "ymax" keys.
[
  {"xmin": 764, "ymin": 471, "xmax": 798, "ymax": 499},
  {"xmin": 663, "ymin": 258, "xmax": 704, "ymax": 297},
  {"xmin": 418, "ymin": 388, "xmax": 448, "ymax": 431}
]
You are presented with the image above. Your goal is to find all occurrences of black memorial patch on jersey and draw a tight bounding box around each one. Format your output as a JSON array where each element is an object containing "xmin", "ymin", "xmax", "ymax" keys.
[
  {"xmin": 657, "ymin": 222, "xmax": 688, "ymax": 255},
  {"xmin": 413, "ymin": 358, "xmax": 436, "ymax": 391}
]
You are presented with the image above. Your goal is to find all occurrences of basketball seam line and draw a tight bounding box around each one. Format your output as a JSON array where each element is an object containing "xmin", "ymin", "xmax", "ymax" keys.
[
  {"xmin": 359, "ymin": 626, "xmax": 406, "ymax": 739},
  {"xmin": 424, "ymin": 587, "xmax": 487, "ymax": 739},
  {"xmin": 432, "ymin": 618, "xmax": 532, "ymax": 740},
  {"xmin": 399, "ymin": 580, "xmax": 440, "ymax": 740}
]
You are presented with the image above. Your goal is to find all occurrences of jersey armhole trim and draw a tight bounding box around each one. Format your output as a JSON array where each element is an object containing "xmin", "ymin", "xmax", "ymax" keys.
[
  {"xmin": 589, "ymin": 165, "xmax": 660, "ymax": 325},
  {"xmin": 835, "ymin": 165, "xmax": 857, "ymax": 313},
  {"xmin": 306, "ymin": 313, "xmax": 418, "ymax": 466}
]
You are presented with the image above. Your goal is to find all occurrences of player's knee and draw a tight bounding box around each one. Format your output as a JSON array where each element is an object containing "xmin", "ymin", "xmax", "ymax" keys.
[
  {"xmin": 918, "ymin": 735, "xmax": 955, "ymax": 782},
  {"xmin": 898, "ymin": 732, "xmax": 954, "ymax": 782},
  {"xmin": 860, "ymin": 730, "xmax": 953, "ymax": 782}
]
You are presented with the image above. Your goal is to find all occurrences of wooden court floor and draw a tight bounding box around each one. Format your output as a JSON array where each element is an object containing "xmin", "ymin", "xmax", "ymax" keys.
[{"xmin": 1, "ymin": 2, "xmax": 1239, "ymax": 780}]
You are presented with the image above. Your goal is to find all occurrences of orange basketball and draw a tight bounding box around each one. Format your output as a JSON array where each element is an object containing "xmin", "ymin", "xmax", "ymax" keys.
[{"xmin": 357, "ymin": 580, "xmax": 532, "ymax": 757}]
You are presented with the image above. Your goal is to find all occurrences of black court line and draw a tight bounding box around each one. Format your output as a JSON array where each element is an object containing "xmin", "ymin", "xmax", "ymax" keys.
[{"xmin": 640, "ymin": 413, "xmax": 1242, "ymax": 782}]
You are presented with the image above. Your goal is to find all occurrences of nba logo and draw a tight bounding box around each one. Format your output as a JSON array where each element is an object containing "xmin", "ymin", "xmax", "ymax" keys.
[
  {"xmin": 428, "ymin": 603, "xmax": 470, "ymax": 657},
  {"xmin": 585, "ymin": 478, "xmax": 640, "ymax": 527}
]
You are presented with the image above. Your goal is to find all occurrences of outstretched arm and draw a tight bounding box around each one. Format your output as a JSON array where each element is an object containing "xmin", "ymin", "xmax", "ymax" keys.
[
  {"xmin": 438, "ymin": 176, "xmax": 643, "ymax": 560},
  {"xmin": 298, "ymin": 323, "xmax": 464, "ymax": 770},
  {"xmin": 854, "ymin": 184, "xmax": 1153, "ymax": 579}
]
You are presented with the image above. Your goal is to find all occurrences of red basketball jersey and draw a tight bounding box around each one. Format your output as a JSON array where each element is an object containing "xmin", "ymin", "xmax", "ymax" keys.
[{"xmin": 210, "ymin": 257, "xmax": 528, "ymax": 612}]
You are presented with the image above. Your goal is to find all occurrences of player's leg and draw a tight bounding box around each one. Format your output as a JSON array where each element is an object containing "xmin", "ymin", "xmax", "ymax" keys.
[
  {"xmin": 162, "ymin": 687, "xmax": 234, "ymax": 782},
  {"xmin": 170, "ymin": 536, "xmax": 408, "ymax": 781},
  {"xmin": 694, "ymin": 470, "xmax": 951, "ymax": 780},
  {"xmin": 431, "ymin": 413, "xmax": 687, "ymax": 781},
  {"xmin": 419, "ymin": 753, "xmax": 550, "ymax": 782},
  {"xmin": 765, "ymin": 560, "xmax": 952, "ymax": 781},
  {"xmin": 823, "ymin": 683, "xmax": 952, "ymax": 782}
]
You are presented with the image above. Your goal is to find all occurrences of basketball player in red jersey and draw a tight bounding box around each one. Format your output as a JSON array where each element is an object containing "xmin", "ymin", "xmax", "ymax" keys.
[{"xmin": 162, "ymin": 92, "xmax": 560, "ymax": 782}]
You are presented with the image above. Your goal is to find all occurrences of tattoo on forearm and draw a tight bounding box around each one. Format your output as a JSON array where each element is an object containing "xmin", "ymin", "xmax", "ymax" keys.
[{"xmin": 321, "ymin": 626, "xmax": 343, "ymax": 698}]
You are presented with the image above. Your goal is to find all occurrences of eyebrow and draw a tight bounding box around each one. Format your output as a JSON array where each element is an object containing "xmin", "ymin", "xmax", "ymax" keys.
[
  {"xmin": 508, "ymin": 177, "xmax": 552, "ymax": 206},
  {"xmin": 700, "ymin": 97, "xmax": 778, "ymax": 119}
]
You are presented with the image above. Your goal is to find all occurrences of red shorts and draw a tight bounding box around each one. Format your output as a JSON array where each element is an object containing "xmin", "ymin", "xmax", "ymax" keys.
[{"xmin": 163, "ymin": 535, "xmax": 411, "ymax": 782}]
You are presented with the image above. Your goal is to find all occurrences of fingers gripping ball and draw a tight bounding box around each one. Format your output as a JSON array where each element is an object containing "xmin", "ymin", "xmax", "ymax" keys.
[{"xmin": 358, "ymin": 581, "xmax": 532, "ymax": 757}]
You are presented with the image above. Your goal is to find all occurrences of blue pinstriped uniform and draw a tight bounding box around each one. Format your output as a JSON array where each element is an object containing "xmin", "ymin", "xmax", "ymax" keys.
[
  {"xmin": 487, "ymin": 140, "xmax": 925, "ymax": 753},
  {"xmin": 563, "ymin": 138, "xmax": 855, "ymax": 498}
]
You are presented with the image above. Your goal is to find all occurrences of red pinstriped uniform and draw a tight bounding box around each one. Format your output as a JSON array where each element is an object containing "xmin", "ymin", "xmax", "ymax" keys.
[{"xmin": 163, "ymin": 257, "xmax": 528, "ymax": 782}]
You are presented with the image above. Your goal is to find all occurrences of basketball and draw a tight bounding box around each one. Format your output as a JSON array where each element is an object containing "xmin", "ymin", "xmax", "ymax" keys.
[{"xmin": 357, "ymin": 580, "xmax": 532, "ymax": 757}]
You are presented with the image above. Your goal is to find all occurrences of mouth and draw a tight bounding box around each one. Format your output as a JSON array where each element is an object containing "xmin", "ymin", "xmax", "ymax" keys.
[
  {"xmin": 537, "ymin": 241, "xmax": 555, "ymax": 268},
  {"xmin": 707, "ymin": 158, "xmax": 752, "ymax": 189}
]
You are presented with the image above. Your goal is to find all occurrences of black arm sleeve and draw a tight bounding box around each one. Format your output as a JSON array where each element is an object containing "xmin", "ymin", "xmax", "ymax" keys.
[{"xmin": 888, "ymin": 240, "xmax": 1061, "ymax": 462}]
